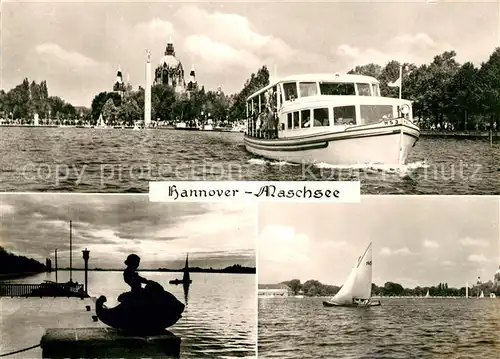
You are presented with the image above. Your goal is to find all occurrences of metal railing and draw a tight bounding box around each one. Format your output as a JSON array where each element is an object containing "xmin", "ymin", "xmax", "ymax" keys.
[{"xmin": 0, "ymin": 282, "xmax": 85, "ymax": 297}]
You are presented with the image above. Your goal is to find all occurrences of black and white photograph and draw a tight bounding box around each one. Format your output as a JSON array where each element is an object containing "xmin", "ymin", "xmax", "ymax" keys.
[
  {"xmin": 0, "ymin": 1, "xmax": 499, "ymax": 194},
  {"xmin": 0, "ymin": 194, "xmax": 257, "ymax": 358},
  {"xmin": 258, "ymin": 197, "xmax": 500, "ymax": 358}
]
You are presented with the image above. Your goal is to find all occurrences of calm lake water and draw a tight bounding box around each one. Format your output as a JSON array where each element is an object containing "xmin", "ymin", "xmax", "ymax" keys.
[
  {"xmin": 0, "ymin": 271, "xmax": 256, "ymax": 359},
  {"xmin": 1, "ymin": 127, "xmax": 499, "ymax": 194},
  {"xmin": 258, "ymin": 297, "xmax": 500, "ymax": 358}
]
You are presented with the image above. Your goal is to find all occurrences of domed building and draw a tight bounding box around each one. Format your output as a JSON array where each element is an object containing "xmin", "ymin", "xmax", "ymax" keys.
[{"xmin": 154, "ymin": 38, "xmax": 196, "ymax": 94}]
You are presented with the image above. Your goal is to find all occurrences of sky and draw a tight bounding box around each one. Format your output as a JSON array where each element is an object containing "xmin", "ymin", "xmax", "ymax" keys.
[
  {"xmin": 0, "ymin": 194, "xmax": 256, "ymax": 269},
  {"xmin": 258, "ymin": 196, "xmax": 500, "ymax": 288},
  {"xmin": 1, "ymin": 0, "xmax": 498, "ymax": 106}
]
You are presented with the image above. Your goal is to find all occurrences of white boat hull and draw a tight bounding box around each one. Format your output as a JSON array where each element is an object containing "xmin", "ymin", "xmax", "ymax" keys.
[
  {"xmin": 244, "ymin": 123, "xmax": 419, "ymax": 165},
  {"xmin": 323, "ymin": 300, "xmax": 381, "ymax": 307}
]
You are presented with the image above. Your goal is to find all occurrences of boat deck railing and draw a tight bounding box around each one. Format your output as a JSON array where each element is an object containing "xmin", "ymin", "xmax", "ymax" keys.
[{"xmin": 0, "ymin": 282, "xmax": 86, "ymax": 298}]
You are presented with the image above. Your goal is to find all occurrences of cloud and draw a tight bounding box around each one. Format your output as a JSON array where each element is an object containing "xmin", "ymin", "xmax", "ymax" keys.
[
  {"xmin": 423, "ymin": 240, "xmax": 439, "ymax": 249},
  {"xmin": 442, "ymin": 260, "xmax": 454, "ymax": 266},
  {"xmin": 0, "ymin": 195, "xmax": 255, "ymax": 268},
  {"xmin": 335, "ymin": 32, "xmax": 452, "ymax": 68},
  {"xmin": 184, "ymin": 35, "xmax": 261, "ymax": 71},
  {"xmin": 174, "ymin": 4, "xmax": 315, "ymax": 75},
  {"xmin": 35, "ymin": 43, "xmax": 99, "ymax": 67},
  {"xmin": 467, "ymin": 254, "xmax": 488, "ymax": 263},
  {"xmin": 459, "ymin": 237, "xmax": 489, "ymax": 247},
  {"xmin": 134, "ymin": 18, "xmax": 174, "ymax": 38},
  {"xmin": 380, "ymin": 247, "xmax": 411, "ymax": 256},
  {"xmin": 258, "ymin": 225, "xmax": 310, "ymax": 263}
]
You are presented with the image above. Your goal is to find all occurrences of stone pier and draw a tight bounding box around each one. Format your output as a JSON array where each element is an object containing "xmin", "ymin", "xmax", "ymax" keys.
[{"xmin": 41, "ymin": 327, "xmax": 181, "ymax": 358}]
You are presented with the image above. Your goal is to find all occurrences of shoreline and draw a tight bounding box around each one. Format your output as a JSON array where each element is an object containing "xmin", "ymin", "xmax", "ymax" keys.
[
  {"xmin": 420, "ymin": 130, "xmax": 500, "ymax": 139},
  {"xmin": 1, "ymin": 124, "xmax": 497, "ymax": 138}
]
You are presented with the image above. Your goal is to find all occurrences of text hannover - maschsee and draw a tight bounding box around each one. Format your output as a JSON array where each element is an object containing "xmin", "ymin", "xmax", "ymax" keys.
[{"xmin": 167, "ymin": 185, "xmax": 340, "ymax": 200}]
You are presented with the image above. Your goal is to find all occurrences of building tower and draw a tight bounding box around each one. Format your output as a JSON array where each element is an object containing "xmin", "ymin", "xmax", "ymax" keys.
[
  {"xmin": 187, "ymin": 65, "xmax": 197, "ymax": 92},
  {"xmin": 113, "ymin": 65, "xmax": 126, "ymax": 97}
]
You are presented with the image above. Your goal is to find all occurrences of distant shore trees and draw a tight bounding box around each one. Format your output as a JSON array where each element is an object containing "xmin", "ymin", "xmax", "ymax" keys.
[
  {"xmin": 0, "ymin": 247, "xmax": 48, "ymax": 277},
  {"xmin": 349, "ymin": 48, "xmax": 500, "ymax": 131},
  {"xmin": 273, "ymin": 279, "xmax": 500, "ymax": 297},
  {"xmin": 0, "ymin": 78, "xmax": 85, "ymax": 125}
]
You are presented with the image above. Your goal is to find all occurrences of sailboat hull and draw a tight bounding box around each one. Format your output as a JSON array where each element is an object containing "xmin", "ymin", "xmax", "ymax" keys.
[{"xmin": 322, "ymin": 300, "xmax": 381, "ymax": 307}]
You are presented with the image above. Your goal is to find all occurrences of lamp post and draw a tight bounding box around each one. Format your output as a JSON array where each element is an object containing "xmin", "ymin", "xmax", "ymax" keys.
[{"xmin": 82, "ymin": 248, "xmax": 90, "ymax": 295}]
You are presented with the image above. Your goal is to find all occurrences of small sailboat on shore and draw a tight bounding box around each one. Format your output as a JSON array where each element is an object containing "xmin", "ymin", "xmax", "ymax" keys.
[{"xmin": 323, "ymin": 242, "xmax": 381, "ymax": 307}]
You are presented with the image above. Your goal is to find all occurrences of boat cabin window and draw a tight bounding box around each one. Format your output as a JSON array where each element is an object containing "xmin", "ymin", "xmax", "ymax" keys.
[
  {"xmin": 333, "ymin": 105, "xmax": 356, "ymax": 125},
  {"xmin": 312, "ymin": 108, "xmax": 329, "ymax": 126},
  {"xmin": 301, "ymin": 109, "xmax": 311, "ymax": 128},
  {"xmin": 299, "ymin": 82, "xmax": 318, "ymax": 98},
  {"xmin": 283, "ymin": 82, "xmax": 298, "ymax": 101},
  {"xmin": 319, "ymin": 82, "xmax": 356, "ymax": 96},
  {"xmin": 286, "ymin": 112, "xmax": 299, "ymax": 129},
  {"xmin": 372, "ymin": 84, "xmax": 380, "ymax": 96},
  {"xmin": 359, "ymin": 105, "xmax": 393, "ymax": 125},
  {"xmin": 356, "ymin": 83, "xmax": 371, "ymax": 96},
  {"xmin": 259, "ymin": 93, "xmax": 265, "ymax": 113}
]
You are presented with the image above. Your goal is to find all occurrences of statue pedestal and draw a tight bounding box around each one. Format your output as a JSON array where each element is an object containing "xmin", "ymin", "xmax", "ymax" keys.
[{"xmin": 41, "ymin": 327, "xmax": 181, "ymax": 358}]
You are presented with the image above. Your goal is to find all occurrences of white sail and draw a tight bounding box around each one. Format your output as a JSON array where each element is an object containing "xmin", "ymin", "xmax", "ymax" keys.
[
  {"xmin": 352, "ymin": 243, "xmax": 372, "ymax": 300},
  {"xmin": 425, "ymin": 290, "xmax": 430, "ymax": 297},
  {"xmin": 479, "ymin": 290, "xmax": 484, "ymax": 298},
  {"xmin": 465, "ymin": 283, "xmax": 468, "ymax": 298},
  {"xmin": 331, "ymin": 242, "xmax": 373, "ymax": 305}
]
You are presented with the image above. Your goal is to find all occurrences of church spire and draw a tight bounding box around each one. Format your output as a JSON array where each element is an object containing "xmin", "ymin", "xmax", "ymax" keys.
[{"xmin": 116, "ymin": 64, "xmax": 123, "ymax": 84}]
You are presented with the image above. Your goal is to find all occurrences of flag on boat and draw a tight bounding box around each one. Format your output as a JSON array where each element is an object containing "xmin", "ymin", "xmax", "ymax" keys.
[
  {"xmin": 388, "ymin": 76, "xmax": 401, "ymax": 88},
  {"xmin": 388, "ymin": 65, "xmax": 403, "ymax": 99}
]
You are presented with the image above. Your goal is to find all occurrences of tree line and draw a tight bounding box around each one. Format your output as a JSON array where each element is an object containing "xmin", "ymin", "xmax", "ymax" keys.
[
  {"xmin": 281, "ymin": 279, "xmax": 500, "ymax": 297},
  {"xmin": 4, "ymin": 47, "xmax": 500, "ymax": 130},
  {"xmin": 0, "ymin": 247, "xmax": 48, "ymax": 276},
  {"xmin": 0, "ymin": 79, "xmax": 84, "ymax": 125},
  {"xmin": 349, "ymin": 48, "xmax": 500, "ymax": 131}
]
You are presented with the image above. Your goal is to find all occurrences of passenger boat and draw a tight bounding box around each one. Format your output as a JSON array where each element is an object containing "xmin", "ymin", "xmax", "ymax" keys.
[
  {"xmin": 322, "ymin": 242, "xmax": 381, "ymax": 307},
  {"xmin": 244, "ymin": 73, "xmax": 420, "ymax": 165}
]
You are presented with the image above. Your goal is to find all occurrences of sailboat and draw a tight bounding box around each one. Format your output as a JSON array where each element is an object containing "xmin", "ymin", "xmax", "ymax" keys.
[
  {"xmin": 95, "ymin": 113, "xmax": 111, "ymax": 129},
  {"xmin": 169, "ymin": 253, "xmax": 192, "ymax": 285},
  {"xmin": 425, "ymin": 290, "xmax": 430, "ymax": 298},
  {"xmin": 322, "ymin": 242, "xmax": 381, "ymax": 307},
  {"xmin": 479, "ymin": 290, "xmax": 484, "ymax": 298},
  {"xmin": 466, "ymin": 283, "xmax": 469, "ymax": 298}
]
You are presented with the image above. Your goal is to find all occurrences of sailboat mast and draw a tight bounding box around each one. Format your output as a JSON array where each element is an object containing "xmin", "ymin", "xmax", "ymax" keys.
[{"xmin": 69, "ymin": 220, "xmax": 72, "ymax": 282}]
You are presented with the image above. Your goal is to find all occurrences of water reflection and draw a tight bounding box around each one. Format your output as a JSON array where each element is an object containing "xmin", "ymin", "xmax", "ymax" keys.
[{"xmin": 183, "ymin": 283, "xmax": 190, "ymax": 306}]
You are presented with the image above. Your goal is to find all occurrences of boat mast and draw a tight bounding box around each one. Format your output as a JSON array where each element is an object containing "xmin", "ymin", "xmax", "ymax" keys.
[
  {"xmin": 55, "ymin": 248, "xmax": 58, "ymax": 283},
  {"xmin": 69, "ymin": 220, "xmax": 72, "ymax": 282}
]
